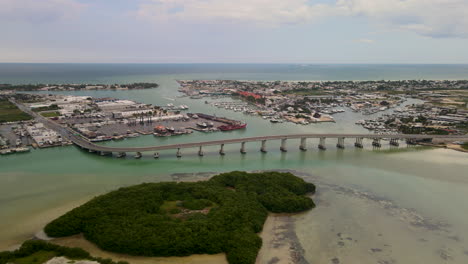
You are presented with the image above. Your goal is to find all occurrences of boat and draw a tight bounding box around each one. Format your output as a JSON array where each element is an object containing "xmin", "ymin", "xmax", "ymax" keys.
[
  {"xmin": 154, "ymin": 132, "xmax": 169, "ymax": 137},
  {"xmin": 355, "ymin": 120, "xmax": 365, "ymax": 125},
  {"xmin": 197, "ymin": 122, "xmax": 208, "ymax": 128},
  {"xmin": 14, "ymin": 147, "xmax": 30, "ymax": 153},
  {"xmin": 0, "ymin": 149, "xmax": 13, "ymax": 155},
  {"xmin": 218, "ymin": 123, "xmax": 247, "ymax": 131},
  {"xmin": 167, "ymin": 127, "xmax": 175, "ymax": 132},
  {"xmin": 270, "ymin": 119, "xmax": 279, "ymax": 123}
]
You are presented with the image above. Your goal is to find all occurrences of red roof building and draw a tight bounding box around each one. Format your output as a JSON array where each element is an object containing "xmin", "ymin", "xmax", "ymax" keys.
[{"xmin": 237, "ymin": 91, "xmax": 262, "ymax": 100}]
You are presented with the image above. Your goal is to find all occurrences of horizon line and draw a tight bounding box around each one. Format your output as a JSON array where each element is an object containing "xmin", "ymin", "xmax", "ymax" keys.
[{"xmin": 1, "ymin": 62, "xmax": 468, "ymax": 65}]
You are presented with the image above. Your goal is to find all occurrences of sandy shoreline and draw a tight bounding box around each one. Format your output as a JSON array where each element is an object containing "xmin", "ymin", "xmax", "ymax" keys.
[
  {"xmin": 47, "ymin": 212, "xmax": 308, "ymax": 264},
  {"xmin": 51, "ymin": 234, "xmax": 228, "ymax": 264},
  {"xmin": 257, "ymin": 214, "xmax": 309, "ymax": 264}
]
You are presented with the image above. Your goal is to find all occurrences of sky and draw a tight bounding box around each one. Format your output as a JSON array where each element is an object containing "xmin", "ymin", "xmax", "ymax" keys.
[{"xmin": 1, "ymin": 0, "xmax": 468, "ymax": 63}]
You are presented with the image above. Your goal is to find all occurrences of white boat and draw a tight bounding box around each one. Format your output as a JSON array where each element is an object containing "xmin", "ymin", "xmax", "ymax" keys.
[{"xmin": 14, "ymin": 147, "xmax": 30, "ymax": 153}]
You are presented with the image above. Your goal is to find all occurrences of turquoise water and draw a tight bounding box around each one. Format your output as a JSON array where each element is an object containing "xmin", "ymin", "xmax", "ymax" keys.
[{"xmin": 1, "ymin": 64, "xmax": 468, "ymax": 263}]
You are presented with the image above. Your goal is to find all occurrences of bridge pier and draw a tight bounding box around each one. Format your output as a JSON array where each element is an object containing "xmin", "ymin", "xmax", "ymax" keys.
[
  {"xmin": 318, "ymin": 137, "xmax": 326, "ymax": 150},
  {"xmin": 176, "ymin": 148, "xmax": 182, "ymax": 158},
  {"xmin": 372, "ymin": 138, "xmax": 382, "ymax": 148},
  {"xmin": 260, "ymin": 140, "xmax": 267, "ymax": 153},
  {"xmin": 219, "ymin": 144, "xmax": 225, "ymax": 155},
  {"xmin": 299, "ymin": 138, "xmax": 307, "ymax": 151},
  {"xmin": 354, "ymin": 138, "xmax": 363, "ymax": 148},
  {"xmin": 117, "ymin": 152, "xmax": 126, "ymax": 158},
  {"xmin": 280, "ymin": 139, "xmax": 287, "ymax": 152},
  {"xmin": 337, "ymin": 137, "xmax": 345, "ymax": 149},
  {"xmin": 100, "ymin": 151, "xmax": 112, "ymax": 156},
  {"xmin": 135, "ymin": 152, "xmax": 142, "ymax": 159},
  {"xmin": 154, "ymin": 152, "xmax": 159, "ymax": 159},
  {"xmin": 389, "ymin": 138, "xmax": 399, "ymax": 146},
  {"xmin": 240, "ymin": 142, "xmax": 246, "ymax": 154},
  {"xmin": 198, "ymin": 146, "xmax": 204, "ymax": 156}
]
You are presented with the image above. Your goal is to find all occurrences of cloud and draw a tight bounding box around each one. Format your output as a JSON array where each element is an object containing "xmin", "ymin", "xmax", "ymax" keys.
[
  {"xmin": 354, "ymin": 38, "xmax": 375, "ymax": 44},
  {"xmin": 136, "ymin": 0, "xmax": 468, "ymax": 38},
  {"xmin": 136, "ymin": 0, "xmax": 335, "ymax": 26},
  {"xmin": 0, "ymin": 0, "xmax": 86, "ymax": 23},
  {"xmin": 336, "ymin": 0, "xmax": 468, "ymax": 38}
]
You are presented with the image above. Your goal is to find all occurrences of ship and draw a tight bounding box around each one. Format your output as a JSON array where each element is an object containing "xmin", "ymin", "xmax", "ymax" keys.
[{"xmin": 218, "ymin": 123, "xmax": 247, "ymax": 131}]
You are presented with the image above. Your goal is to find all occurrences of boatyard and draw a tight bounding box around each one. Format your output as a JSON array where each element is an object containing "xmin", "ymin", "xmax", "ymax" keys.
[{"xmin": 0, "ymin": 93, "xmax": 248, "ymax": 154}]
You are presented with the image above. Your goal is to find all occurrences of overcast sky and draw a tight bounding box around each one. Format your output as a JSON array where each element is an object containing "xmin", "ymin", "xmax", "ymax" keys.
[{"xmin": 1, "ymin": 0, "xmax": 468, "ymax": 63}]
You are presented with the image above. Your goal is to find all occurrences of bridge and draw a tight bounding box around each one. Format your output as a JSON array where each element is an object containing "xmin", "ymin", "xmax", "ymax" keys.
[
  {"xmin": 10, "ymin": 98, "xmax": 468, "ymax": 159},
  {"xmin": 73, "ymin": 133, "xmax": 467, "ymax": 158}
]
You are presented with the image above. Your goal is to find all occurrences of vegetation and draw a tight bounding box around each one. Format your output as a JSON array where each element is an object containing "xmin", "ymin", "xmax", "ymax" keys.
[
  {"xmin": 399, "ymin": 125, "xmax": 450, "ymax": 135},
  {"xmin": 462, "ymin": 142, "xmax": 468, "ymax": 150},
  {"xmin": 32, "ymin": 104, "xmax": 60, "ymax": 112},
  {"xmin": 0, "ymin": 83, "xmax": 158, "ymax": 91},
  {"xmin": 40, "ymin": 111, "xmax": 61, "ymax": 118},
  {"xmin": 13, "ymin": 250, "xmax": 56, "ymax": 264},
  {"xmin": 0, "ymin": 98, "xmax": 32, "ymax": 123},
  {"xmin": 0, "ymin": 240, "xmax": 128, "ymax": 264},
  {"xmin": 44, "ymin": 171, "xmax": 316, "ymax": 264}
]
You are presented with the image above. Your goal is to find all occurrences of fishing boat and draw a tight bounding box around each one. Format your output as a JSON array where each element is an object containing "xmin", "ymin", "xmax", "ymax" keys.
[{"xmin": 218, "ymin": 123, "xmax": 247, "ymax": 131}]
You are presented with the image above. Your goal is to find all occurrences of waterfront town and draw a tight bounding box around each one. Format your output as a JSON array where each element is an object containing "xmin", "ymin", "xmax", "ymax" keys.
[
  {"xmin": 178, "ymin": 79, "xmax": 468, "ymax": 137},
  {"xmin": 1, "ymin": 79, "xmax": 468, "ymax": 155}
]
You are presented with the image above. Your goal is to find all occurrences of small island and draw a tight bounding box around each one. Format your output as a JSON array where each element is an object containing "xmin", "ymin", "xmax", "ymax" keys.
[
  {"xmin": 0, "ymin": 83, "xmax": 159, "ymax": 91},
  {"xmin": 44, "ymin": 171, "xmax": 316, "ymax": 264}
]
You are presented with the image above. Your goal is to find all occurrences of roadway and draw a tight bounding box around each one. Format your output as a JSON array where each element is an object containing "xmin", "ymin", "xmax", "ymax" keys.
[{"xmin": 71, "ymin": 133, "xmax": 468, "ymax": 153}]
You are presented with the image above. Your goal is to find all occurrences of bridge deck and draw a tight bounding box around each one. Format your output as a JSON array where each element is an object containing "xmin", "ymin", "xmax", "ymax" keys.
[{"xmin": 73, "ymin": 134, "xmax": 468, "ymax": 153}]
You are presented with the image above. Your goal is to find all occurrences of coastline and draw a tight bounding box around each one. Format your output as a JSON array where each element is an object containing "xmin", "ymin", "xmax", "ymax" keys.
[
  {"xmin": 46, "ymin": 213, "xmax": 309, "ymax": 264},
  {"xmin": 257, "ymin": 213, "xmax": 309, "ymax": 264},
  {"xmin": 50, "ymin": 234, "xmax": 227, "ymax": 264},
  {"xmin": 417, "ymin": 142, "xmax": 468, "ymax": 153}
]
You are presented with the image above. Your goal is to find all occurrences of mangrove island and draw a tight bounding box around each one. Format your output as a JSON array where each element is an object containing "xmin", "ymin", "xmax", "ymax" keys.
[{"xmin": 44, "ymin": 171, "xmax": 316, "ymax": 264}]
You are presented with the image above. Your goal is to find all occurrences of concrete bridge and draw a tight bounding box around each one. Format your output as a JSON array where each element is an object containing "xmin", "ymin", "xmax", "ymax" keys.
[{"xmin": 72, "ymin": 133, "xmax": 468, "ymax": 158}]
